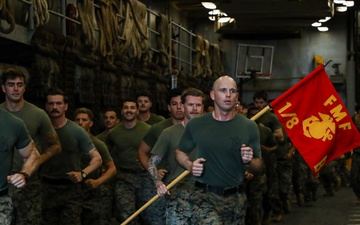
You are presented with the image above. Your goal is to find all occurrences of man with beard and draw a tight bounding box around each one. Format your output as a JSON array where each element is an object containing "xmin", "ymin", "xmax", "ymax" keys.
[
  {"xmin": 148, "ymin": 87, "xmax": 205, "ymax": 224},
  {"xmin": 96, "ymin": 109, "xmax": 120, "ymax": 142},
  {"xmin": 106, "ymin": 98, "xmax": 152, "ymax": 224},
  {"xmin": 137, "ymin": 88, "xmax": 184, "ymax": 224},
  {"xmin": 137, "ymin": 91, "xmax": 165, "ymax": 125},
  {"xmin": 41, "ymin": 88, "xmax": 102, "ymax": 225},
  {"xmin": 0, "ymin": 64, "xmax": 61, "ymax": 225}
]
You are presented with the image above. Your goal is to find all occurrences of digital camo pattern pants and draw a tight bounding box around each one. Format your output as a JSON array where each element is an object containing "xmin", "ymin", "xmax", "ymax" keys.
[
  {"xmin": 9, "ymin": 175, "xmax": 42, "ymax": 225},
  {"xmin": 165, "ymin": 182, "xmax": 194, "ymax": 225},
  {"xmin": 245, "ymin": 175, "xmax": 266, "ymax": 225},
  {"xmin": 81, "ymin": 181, "xmax": 115, "ymax": 225},
  {"xmin": 114, "ymin": 172, "xmax": 165, "ymax": 225},
  {"xmin": 0, "ymin": 195, "xmax": 13, "ymax": 225},
  {"xmin": 190, "ymin": 187, "xmax": 248, "ymax": 225},
  {"xmin": 41, "ymin": 183, "xmax": 83, "ymax": 225}
]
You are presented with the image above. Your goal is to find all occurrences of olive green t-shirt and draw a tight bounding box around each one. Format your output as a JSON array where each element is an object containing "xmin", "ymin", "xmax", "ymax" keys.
[
  {"xmin": 0, "ymin": 109, "xmax": 31, "ymax": 191},
  {"xmin": 41, "ymin": 120, "xmax": 95, "ymax": 179},
  {"xmin": 143, "ymin": 113, "xmax": 165, "ymax": 125},
  {"xmin": 107, "ymin": 121, "xmax": 151, "ymax": 171},
  {"xmin": 151, "ymin": 123, "xmax": 196, "ymax": 184},
  {"xmin": 81, "ymin": 134, "xmax": 113, "ymax": 180},
  {"xmin": 178, "ymin": 113, "xmax": 260, "ymax": 187},
  {"xmin": 0, "ymin": 101, "xmax": 56, "ymax": 172}
]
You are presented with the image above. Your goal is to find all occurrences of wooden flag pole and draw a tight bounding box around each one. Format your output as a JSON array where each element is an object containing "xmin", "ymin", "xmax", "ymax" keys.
[
  {"xmin": 251, "ymin": 105, "xmax": 271, "ymax": 121},
  {"xmin": 120, "ymin": 170, "xmax": 191, "ymax": 225},
  {"xmin": 120, "ymin": 105, "xmax": 271, "ymax": 225}
]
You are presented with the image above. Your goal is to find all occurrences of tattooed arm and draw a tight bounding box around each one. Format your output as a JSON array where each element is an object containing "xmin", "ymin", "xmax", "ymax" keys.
[{"xmin": 148, "ymin": 154, "xmax": 169, "ymax": 196}]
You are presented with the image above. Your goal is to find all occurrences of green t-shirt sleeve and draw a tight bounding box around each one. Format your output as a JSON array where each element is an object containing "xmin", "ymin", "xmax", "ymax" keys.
[
  {"xmin": 78, "ymin": 129, "xmax": 95, "ymax": 153},
  {"xmin": 95, "ymin": 139, "xmax": 113, "ymax": 164},
  {"xmin": 15, "ymin": 121, "xmax": 32, "ymax": 149},
  {"xmin": 151, "ymin": 130, "xmax": 169, "ymax": 159}
]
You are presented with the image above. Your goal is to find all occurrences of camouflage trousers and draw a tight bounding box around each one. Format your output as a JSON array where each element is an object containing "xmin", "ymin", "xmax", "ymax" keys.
[
  {"xmin": 190, "ymin": 187, "xmax": 248, "ymax": 225},
  {"xmin": 0, "ymin": 194, "xmax": 12, "ymax": 225},
  {"xmin": 41, "ymin": 183, "xmax": 83, "ymax": 225},
  {"xmin": 245, "ymin": 175, "xmax": 267, "ymax": 225},
  {"xmin": 81, "ymin": 182, "xmax": 114, "ymax": 225},
  {"xmin": 9, "ymin": 174, "xmax": 42, "ymax": 225},
  {"xmin": 114, "ymin": 172, "xmax": 165, "ymax": 225},
  {"xmin": 165, "ymin": 182, "xmax": 194, "ymax": 225}
]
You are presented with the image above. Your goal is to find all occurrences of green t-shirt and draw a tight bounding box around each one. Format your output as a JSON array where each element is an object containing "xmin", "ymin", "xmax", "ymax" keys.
[
  {"xmin": 257, "ymin": 111, "xmax": 282, "ymax": 132},
  {"xmin": 0, "ymin": 101, "xmax": 56, "ymax": 171},
  {"xmin": 96, "ymin": 130, "xmax": 108, "ymax": 143},
  {"xmin": 151, "ymin": 123, "xmax": 191, "ymax": 183},
  {"xmin": 143, "ymin": 113, "xmax": 165, "ymax": 125},
  {"xmin": 41, "ymin": 120, "xmax": 95, "ymax": 179},
  {"xmin": 81, "ymin": 134, "xmax": 113, "ymax": 180},
  {"xmin": 257, "ymin": 111, "xmax": 289, "ymax": 159},
  {"xmin": 0, "ymin": 109, "xmax": 32, "ymax": 191},
  {"xmin": 143, "ymin": 118, "xmax": 173, "ymax": 147},
  {"xmin": 258, "ymin": 124, "xmax": 277, "ymax": 165},
  {"xmin": 178, "ymin": 113, "xmax": 260, "ymax": 187},
  {"xmin": 107, "ymin": 121, "xmax": 150, "ymax": 171}
]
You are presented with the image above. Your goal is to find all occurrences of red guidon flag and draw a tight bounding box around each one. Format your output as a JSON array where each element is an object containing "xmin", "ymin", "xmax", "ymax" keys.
[{"xmin": 270, "ymin": 65, "xmax": 360, "ymax": 175}]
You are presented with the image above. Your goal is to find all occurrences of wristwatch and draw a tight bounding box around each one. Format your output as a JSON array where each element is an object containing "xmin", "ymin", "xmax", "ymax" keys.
[{"xmin": 81, "ymin": 171, "xmax": 87, "ymax": 179}]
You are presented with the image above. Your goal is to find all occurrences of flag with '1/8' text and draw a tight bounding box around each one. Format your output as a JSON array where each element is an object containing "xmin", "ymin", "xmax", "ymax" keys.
[{"xmin": 270, "ymin": 65, "xmax": 360, "ymax": 175}]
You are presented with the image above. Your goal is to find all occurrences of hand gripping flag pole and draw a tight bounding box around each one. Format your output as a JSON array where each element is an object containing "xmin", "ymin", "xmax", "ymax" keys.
[
  {"xmin": 120, "ymin": 170, "xmax": 190, "ymax": 225},
  {"xmin": 119, "ymin": 110, "xmax": 271, "ymax": 225}
]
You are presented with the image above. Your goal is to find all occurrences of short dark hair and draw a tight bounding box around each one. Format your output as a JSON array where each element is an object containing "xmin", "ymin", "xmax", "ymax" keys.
[
  {"xmin": 253, "ymin": 90, "xmax": 268, "ymax": 102},
  {"xmin": 1, "ymin": 64, "xmax": 29, "ymax": 85},
  {"xmin": 136, "ymin": 90, "xmax": 153, "ymax": 102},
  {"xmin": 103, "ymin": 108, "xmax": 119, "ymax": 119},
  {"xmin": 122, "ymin": 98, "xmax": 138, "ymax": 108},
  {"xmin": 181, "ymin": 88, "xmax": 205, "ymax": 104},
  {"xmin": 46, "ymin": 88, "xmax": 69, "ymax": 104},
  {"xmin": 74, "ymin": 107, "xmax": 94, "ymax": 121},
  {"xmin": 166, "ymin": 88, "xmax": 182, "ymax": 105}
]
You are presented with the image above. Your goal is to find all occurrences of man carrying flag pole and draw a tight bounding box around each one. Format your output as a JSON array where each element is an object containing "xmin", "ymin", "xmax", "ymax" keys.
[
  {"xmin": 270, "ymin": 64, "xmax": 360, "ymax": 176},
  {"xmin": 121, "ymin": 64, "xmax": 360, "ymax": 224}
]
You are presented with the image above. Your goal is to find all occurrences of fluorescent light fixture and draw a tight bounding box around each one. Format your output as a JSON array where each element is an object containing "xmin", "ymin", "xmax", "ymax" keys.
[
  {"xmin": 201, "ymin": 2, "xmax": 217, "ymax": 9},
  {"xmin": 218, "ymin": 17, "xmax": 231, "ymax": 23},
  {"xmin": 343, "ymin": 1, "xmax": 354, "ymax": 7},
  {"xmin": 229, "ymin": 18, "xmax": 235, "ymax": 23},
  {"xmin": 319, "ymin": 17, "xmax": 331, "ymax": 22},
  {"xmin": 209, "ymin": 9, "xmax": 221, "ymax": 15},
  {"xmin": 318, "ymin": 27, "xmax": 329, "ymax": 32},
  {"xmin": 312, "ymin": 22, "xmax": 322, "ymax": 27},
  {"xmin": 336, "ymin": 6, "xmax": 347, "ymax": 12},
  {"xmin": 334, "ymin": 0, "xmax": 345, "ymax": 3},
  {"xmin": 208, "ymin": 16, "xmax": 216, "ymax": 21}
]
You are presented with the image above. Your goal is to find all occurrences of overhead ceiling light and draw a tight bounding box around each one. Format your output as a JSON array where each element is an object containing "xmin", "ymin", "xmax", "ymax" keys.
[
  {"xmin": 318, "ymin": 26, "xmax": 329, "ymax": 32},
  {"xmin": 334, "ymin": 0, "xmax": 345, "ymax": 3},
  {"xmin": 208, "ymin": 16, "xmax": 216, "ymax": 21},
  {"xmin": 336, "ymin": 6, "xmax": 347, "ymax": 12},
  {"xmin": 201, "ymin": 2, "xmax": 217, "ymax": 9},
  {"xmin": 229, "ymin": 18, "xmax": 235, "ymax": 23},
  {"xmin": 319, "ymin": 17, "xmax": 331, "ymax": 22},
  {"xmin": 343, "ymin": 1, "xmax": 354, "ymax": 7},
  {"xmin": 218, "ymin": 17, "xmax": 231, "ymax": 23},
  {"xmin": 209, "ymin": 9, "xmax": 221, "ymax": 15},
  {"xmin": 312, "ymin": 22, "xmax": 322, "ymax": 27}
]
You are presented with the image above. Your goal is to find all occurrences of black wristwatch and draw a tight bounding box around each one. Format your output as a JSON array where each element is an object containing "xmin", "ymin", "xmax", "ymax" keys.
[{"xmin": 81, "ymin": 171, "xmax": 87, "ymax": 179}]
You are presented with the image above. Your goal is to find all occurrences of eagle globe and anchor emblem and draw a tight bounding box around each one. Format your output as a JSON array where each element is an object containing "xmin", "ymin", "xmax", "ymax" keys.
[{"xmin": 302, "ymin": 113, "xmax": 336, "ymax": 142}]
